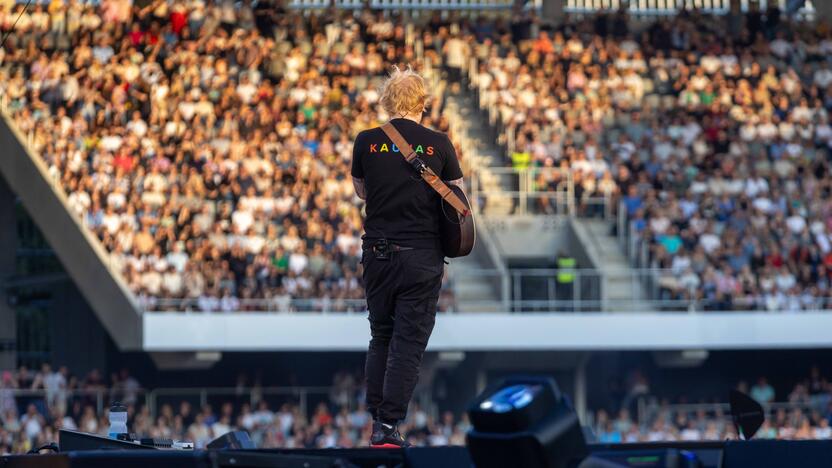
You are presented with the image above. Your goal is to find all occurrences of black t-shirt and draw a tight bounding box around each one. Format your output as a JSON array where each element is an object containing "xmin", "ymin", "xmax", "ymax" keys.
[{"xmin": 351, "ymin": 118, "xmax": 463, "ymax": 249}]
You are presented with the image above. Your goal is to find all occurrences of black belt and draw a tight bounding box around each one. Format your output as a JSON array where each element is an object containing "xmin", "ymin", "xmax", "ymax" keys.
[
  {"xmin": 364, "ymin": 240, "xmax": 414, "ymax": 260},
  {"xmin": 365, "ymin": 244, "xmax": 415, "ymax": 254}
]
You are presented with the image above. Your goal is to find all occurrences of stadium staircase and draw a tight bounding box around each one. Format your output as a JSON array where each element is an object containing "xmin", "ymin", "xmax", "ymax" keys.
[
  {"xmin": 445, "ymin": 91, "xmax": 515, "ymax": 216},
  {"xmin": 442, "ymin": 87, "xmax": 511, "ymax": 313},
  {"xmin": 571, "ymin": 219, "xmax": 655, "ymax": 312},
  {"xmin": 0, "ymin": 110, "xmax": 143, "ymax": 349},
  {"xmin": 440, "ymin": 71, "xmax": 653, "ymax": 313}
]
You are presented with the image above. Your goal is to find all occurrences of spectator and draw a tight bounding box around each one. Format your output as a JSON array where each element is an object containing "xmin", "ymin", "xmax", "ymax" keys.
[
  {"xmin": 752, "ymin": 377, "xmax": 776, "ymax": 406},
  {"xmin": 3, "ymin": 4, "xmax": 457, "ymax": 314},
  {"xmin": 459, "ymin": 9, "xmax": 832, "ymax": 311},
  {"xmin": 19, "ymin": 405, "xmax": 44, "ymax": 443}
]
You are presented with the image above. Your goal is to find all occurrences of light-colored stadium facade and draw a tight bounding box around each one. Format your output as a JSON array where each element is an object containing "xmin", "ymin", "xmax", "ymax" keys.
[
  {"xmin": 2, "ymin": 0, "xmax": 832, "ymax": 431},
  {"xmin": 144, "ymin": 311, "xmax": 832, "ymax": 351}
]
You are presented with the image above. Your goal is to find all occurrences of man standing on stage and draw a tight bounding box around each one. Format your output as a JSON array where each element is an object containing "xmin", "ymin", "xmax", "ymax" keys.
[{"xmin": 351, "ymin": 67, "xmax": 464, "ymax": 448}]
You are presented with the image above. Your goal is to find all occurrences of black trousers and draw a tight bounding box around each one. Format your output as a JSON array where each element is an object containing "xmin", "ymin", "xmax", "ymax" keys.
[{"xmin": 362, "ymin": 248, "xmax": 444, "ymax": 423}]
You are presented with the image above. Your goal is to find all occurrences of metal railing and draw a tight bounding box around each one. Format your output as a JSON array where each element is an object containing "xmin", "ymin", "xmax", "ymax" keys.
[
  {"xmin": 565, "ymin": 0, "xmax": 816, "ymax": 17},
  {"xmin": 637, "ymin": 397, "xmax": 829, "ymax": 430},
  {"xmin": 287, "ymin": 0, "xmax": 542, "ymax": 11},
  {"xmin": 615, "ymin": 200, "xmax": 649, "ymax": 270},
  {"xmin": 138, "ymin": 268, "xmax": 716, "ymax": 313},
  {"xmin": 616, "ymin": 200, "xmax": 832, "ymax": 312},
  {"xmin": 9, "ymin": 0, "xmax": 540, "ymax": 10},
  {"xmin": 453, "ymin": 267, "xmax": 699, "ymax": 312},
  {"xmin": 469, "ymin": 166, "xmax": 614, "ymax": 218},
  {"xmin": 147, "ymin": 386, "xmax": 334, "ymax": 421},
  {"xmin": 143, "ymin": 297, "xmax": 369, "ymax": 313},
  {"xmin": 0, "ymin": 388, "xmax": 149, "ymax": 417},
  {"xmin": 0, "ymin": 386, "xmax": 336, "ymax": 423}
]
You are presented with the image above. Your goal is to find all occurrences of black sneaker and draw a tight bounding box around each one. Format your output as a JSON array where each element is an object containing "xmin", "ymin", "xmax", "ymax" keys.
[{"xmin": 370, "ymin": 421, "xmax": 409, "ymax": 448}]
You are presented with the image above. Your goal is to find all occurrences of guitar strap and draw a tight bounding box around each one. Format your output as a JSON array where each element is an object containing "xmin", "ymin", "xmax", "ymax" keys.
[{"xmin": 380, "ymin": 122, "xmax": 470, "ymax": 217}]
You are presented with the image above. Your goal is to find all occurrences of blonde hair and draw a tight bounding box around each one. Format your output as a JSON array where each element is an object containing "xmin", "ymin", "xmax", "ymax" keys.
[{"xmin": 379, "ymin": 66, "xmax": 428, "ymax": 117}]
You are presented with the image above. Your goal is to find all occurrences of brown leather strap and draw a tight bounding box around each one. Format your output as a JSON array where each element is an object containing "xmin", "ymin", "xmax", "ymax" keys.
[{"xmin": 381, "ymin": 122, "xmax": 469, "ymax": 216}]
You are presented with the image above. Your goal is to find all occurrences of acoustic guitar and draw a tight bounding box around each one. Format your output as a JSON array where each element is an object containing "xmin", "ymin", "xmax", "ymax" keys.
[{"xmin": 381, "ymin": 122, "xmax": 476, "ymax": 258}]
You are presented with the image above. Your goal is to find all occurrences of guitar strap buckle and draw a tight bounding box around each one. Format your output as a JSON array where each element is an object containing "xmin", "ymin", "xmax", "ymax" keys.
[{"xmin": 409, "ymin": 156, "xmax": 428, "ymax": 174}]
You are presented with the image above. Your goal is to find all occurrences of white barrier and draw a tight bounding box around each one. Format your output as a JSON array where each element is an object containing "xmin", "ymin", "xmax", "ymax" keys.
[
  {"xmin": 287, "ymin": 0, "xmax": 538, "ymax": 10},
  {"xmin": 565, "ymin": 0, "xmax": 815, "ymax": 16},
  {"xmin": 145, "ymin": 311, "xmax": 832, "ymax": 351}
]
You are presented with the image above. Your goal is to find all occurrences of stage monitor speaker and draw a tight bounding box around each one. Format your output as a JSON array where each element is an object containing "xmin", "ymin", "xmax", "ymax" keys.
[
  {"xmin": 403, "ymin": 446, "xmax": 473, "ymax": 468},
  {"xmin": 729, "ymin": 390, "xmax": 764, "ymax": 440},
  {"xmin": 723, "ymin": 440, "xmax": 832, "ymax": 468},
  {"xmin": 59, "ymin": 429, "xmax": 156, "ymax": 452},
  {"xmin": 207, "ymin": 431, "xmax": 255, "ymax": 450},
  {"xmin": 466, "ymin": 376, "xmax": 588, "ymax": 468}
]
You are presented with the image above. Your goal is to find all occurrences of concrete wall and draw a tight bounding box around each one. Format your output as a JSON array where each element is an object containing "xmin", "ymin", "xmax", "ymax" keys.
[
  {"xmin": 482, "ymin": 216, "xmax": 599, "ymax": 306},
  {"xmin": 483, "ymin": 216, "xmax": 571, "ymax": 259},
  {"xmin": 144, "ymin": 311, "xmax": 832, "ymax": 351},
  {"xmin": 816, "ymin": 1, "xmax": 832, "ymax": 22},
  {"xmin": 563, "ymin": 219, "xmax": 598, "ymax": 270},
  {"xmin": 48, "ymin": 281, "xmax": 110, "ymax": 375},
  {"xmin": 0, "ymin": 177, "xmax": 16, "ymax": 369},
  {"xmin": 482, "ymin": 216, "xmax": 594, "ymax": 266}
]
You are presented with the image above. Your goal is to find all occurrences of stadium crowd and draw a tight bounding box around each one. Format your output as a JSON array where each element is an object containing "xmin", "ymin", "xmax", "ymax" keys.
[
  {"xmin": 0, "ymin": 1, "xmax": 464, "ymax": 312},
  {"xmin": 594, "ymin": 365, "xmax": 832, "ymax": 443},
  {"xmin": 463, "ymin": 9, "xmax": 832, "ymax": 311},
  {"xmin": 6, "ymin": 0, "xmax": 832, "ymax": 314},
  {"xmin": 0, "ymin": 364, "xmax": 471, "ymax": 453},
  {"xmin": 1, "ymin": 363, "xmax": 832, "ymax": 453}
]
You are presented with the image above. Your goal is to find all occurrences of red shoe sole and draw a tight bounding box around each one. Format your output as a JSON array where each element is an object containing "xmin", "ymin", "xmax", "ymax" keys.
[{"xmin": 370, "ymin": 443, "xmax": 403, "ymax": 449}]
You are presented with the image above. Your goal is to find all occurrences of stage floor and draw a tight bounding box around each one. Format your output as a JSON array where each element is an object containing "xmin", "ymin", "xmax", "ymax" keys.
[{"xmin": 4, "ymin": 440, "xmax": 832, "ymax": 468}]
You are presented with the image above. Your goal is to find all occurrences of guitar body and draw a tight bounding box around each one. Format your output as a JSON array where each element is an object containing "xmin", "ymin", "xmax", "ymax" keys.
[{"xmin": 440, "ymin": 185, "xmax": 476, "ymax": 258}]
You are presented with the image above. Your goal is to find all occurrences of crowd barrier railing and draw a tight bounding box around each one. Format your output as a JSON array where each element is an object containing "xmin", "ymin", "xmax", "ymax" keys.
[
  {"xmin": 636, "ymin": 397, "xmax": 830, "ymax": 431},
  {"xmin": 287, "ymin": 0, "xmax": 541, "ymax": 11},
  {"xmin": 564, "ymin": 0, "xmax": 815, "ymax": 18},
  {"xmin": 468, "ymin": 166, "xmax": 613, "ymax": 219},
  {"xmin": 141, "ymin": 262, "xmax": 832, "ymax": 313},
  {"xmin": 146, "ymin": 386, "xmax": 335, "ymax": 421},
  {"xmin": 0, "ymin": 388, "xmax": 149, "ymax": 417},
  {"xmin": 0, "ymin": 386, "xmax": 339, "ymax": 424},
  {"xmin": 137, "ymin": 267, "xmax": 724, "ymax": 313}
]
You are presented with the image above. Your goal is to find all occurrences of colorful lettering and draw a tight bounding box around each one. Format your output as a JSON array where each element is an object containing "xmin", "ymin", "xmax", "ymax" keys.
[{"xmin": 370, "ymin": 142, "xmax": 436, "ymax": 155}]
